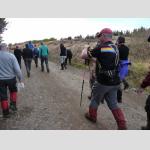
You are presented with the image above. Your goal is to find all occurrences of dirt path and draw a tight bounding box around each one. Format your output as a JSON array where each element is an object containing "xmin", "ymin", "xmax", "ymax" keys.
[{"xmin": 0, "ymin": 61, "xmax": 147, "ymax": 130}]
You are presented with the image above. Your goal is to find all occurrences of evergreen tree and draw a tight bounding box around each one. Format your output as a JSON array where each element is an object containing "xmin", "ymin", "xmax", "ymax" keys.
[{"xmin": 0, "ymin": 18, "xmax": 7, "ymax": 42}]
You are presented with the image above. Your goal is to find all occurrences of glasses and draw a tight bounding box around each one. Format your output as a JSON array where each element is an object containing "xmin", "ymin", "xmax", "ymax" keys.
[{"xmin": 96, "ymin": 33, "xmax": 103, "ymax": 38}]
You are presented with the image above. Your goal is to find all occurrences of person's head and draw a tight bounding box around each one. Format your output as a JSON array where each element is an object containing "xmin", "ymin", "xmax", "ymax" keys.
[
  {"xmin": 0, "ymin": 43, "xmax": 8, "ymax": 51},
  {"xmin": 16, "ymin": 45, "xmax": 19, "ymax": 49},
  {"xmin": 41, "ymin": 42, "xmax": 44, "ymax": 45},
  {"xmin": 96, "ymin": 28, "xmax": 113, "ymax": 43},
  {"xmin": 116, "ymin": 36, "xmax": 125, "ymax": 45},
  {"xmin": 34, "ymin": 44, "xmax": 37, "ymax": 47},
  {"xmin": 28, "ymin": 41, "xmax": 32, "ymax": 44},
  {"xmin": 60, "ymin": 43, "xmax": 64, "ymax": 48}
]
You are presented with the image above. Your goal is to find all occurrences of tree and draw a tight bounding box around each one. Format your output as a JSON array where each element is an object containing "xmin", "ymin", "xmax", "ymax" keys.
[{"xmin": 0, "ymin": 18, "xmax": 7, "ymax": 42}]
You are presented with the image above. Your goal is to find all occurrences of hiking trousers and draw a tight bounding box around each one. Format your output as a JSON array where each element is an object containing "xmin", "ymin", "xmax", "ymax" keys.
[
  {"xmin": 41, "ymin": 56, "xmax": 49, "ymax": 72},
  {"xmin": 0, "ymin": 77, "xmax": 18, "ymax": 116},
  {"xmin": 24, "ymin": 58, "xmax": 32, "ymax": 76},
  {"xmin": 34, "ymin": 56, "xmax": 38, "ymax": 67},
  {"xmin": 90, "ymin": 81, "xmax": 120, "ymax": 110},
  {"xmin": 16, "ymin": 57, "xmax": 22, "ymax": 69}
]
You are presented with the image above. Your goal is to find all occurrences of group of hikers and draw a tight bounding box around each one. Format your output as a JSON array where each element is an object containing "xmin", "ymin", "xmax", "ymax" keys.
[
  {"xmin": 14, "ymin": 41, "xmax": 50, "ymax": 77},
  {"xmin": 0, "ymin": 41, "xmax": 73, "ymax": 118},
  {"xmin": 0, "ymin": 27, "xmax": 150, "ymax": 130}
]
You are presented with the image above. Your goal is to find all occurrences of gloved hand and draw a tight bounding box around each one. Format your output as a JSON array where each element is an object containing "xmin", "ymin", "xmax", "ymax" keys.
[
  {"xmin": 20, "ymin": 82, "xmax": 25, "ymax": 88},
  {"xmin": 17, "ymin": 82, "xmax": 25, "ymax": 91}
]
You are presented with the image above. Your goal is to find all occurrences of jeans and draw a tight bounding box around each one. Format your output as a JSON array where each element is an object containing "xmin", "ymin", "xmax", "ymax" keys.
[{"xmin": 90, "ymin": 81, "xmax": 120, "ymax": 110}]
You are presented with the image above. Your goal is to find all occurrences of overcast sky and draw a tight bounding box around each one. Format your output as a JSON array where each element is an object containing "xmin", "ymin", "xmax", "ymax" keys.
[{"xmin": 2, "ymin": 18, "xmax": 150, "ymax": 44}]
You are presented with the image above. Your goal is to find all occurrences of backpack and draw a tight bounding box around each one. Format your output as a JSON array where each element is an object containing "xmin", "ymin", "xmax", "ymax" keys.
[{"xmin": 34, "ymin": 48, "xmax": 39, "ymax": 56}]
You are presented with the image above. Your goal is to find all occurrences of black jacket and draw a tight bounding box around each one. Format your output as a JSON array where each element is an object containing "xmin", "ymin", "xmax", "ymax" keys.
[
  {"xmin": 14, "ymin": 48, "xmax": 22, "ymax": 60},
  {"xmin": 118, "ymin": 44, "xmax": 129, "ymax": 60},
  {"xmin": 90, "ymin": 41, "xmax": 120, "ymax": 85},
  {"xmin": 67, "ymin": 49, "xmax": 72, "ymax": 58},
  {"xmin": 22, "ymin": 48, "xmax": 33, "ymax": 59}
]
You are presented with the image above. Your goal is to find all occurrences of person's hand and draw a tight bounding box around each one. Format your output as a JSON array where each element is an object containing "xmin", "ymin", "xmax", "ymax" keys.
[
  {"xmin": 137, "ymin": 87, "xmax": 144, "ymax": 94},
  {"xmin": 20, "ymin": 82, "xmax": 25, "ymax": 88},
  {"xmin": 19, "ymin": 81, "xmax": 25, "ymax": 88}
]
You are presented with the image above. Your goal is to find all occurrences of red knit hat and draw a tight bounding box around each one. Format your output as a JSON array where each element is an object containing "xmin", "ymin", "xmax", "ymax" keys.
[{"xmin": 97, "ymin": 28, "xmax": 113, "ymax": 37}]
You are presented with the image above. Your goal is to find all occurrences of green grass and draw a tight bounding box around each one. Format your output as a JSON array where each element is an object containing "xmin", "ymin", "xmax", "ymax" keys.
[
  {"xmin": 127, "ymin": 61, "xmax": 149, "ymax": 90},
  {"xmin": 71, "ymin": 62, "xmax": 86, "ymax": 69}
]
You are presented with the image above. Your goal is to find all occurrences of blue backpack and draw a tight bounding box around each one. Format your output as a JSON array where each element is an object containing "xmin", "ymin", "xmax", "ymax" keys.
[{"xmin": 34, "ymin": 48, "xmax": 39, "ymax": 56}]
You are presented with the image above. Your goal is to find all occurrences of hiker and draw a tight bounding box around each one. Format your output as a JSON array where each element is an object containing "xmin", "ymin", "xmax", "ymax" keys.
[
  {"xmin": 137, "ymin": 37, "xmax": 150, "ymax": 130},
  {"xmin": 14, "ymin": 45, "xmax": 22, "ymax": 68},
  {"xmin": 33, "ymin": 44, "xmax": 39, "ymax": 68},
  {"xmin": 82, "ymin": 45, "xmax": 91, "ymax": 66},
  {"xmin": 65, "ymin": 49, "xmax": 73, "ymax": 65},
  {"xmin": 22, "ymin": 44, "xmax": 33, "ymax": 77},
  {"xmin": 0, "ymin": 43, "xmax": 23, "ymax": 118},
  {"xmin": 137, "ymin": 71, "xmax": 150, "ymax": 130},
  {"xmin": 39, "ymin": 42, "xmax": 50, "ymax": 73},
  {"xmin": 28, "ymin": 41, "xmax": 34, "ymax": 51},
  {"xmin": 60, "ymin": 43, "xmax": 67, "ymax": 70},
  {"xmin": 116, "ymin": 36, "xmax": 131, "ymax": 103},
  {"xmin": 82, "ymin": 28, "xmax": 127, "ymax": 130}
]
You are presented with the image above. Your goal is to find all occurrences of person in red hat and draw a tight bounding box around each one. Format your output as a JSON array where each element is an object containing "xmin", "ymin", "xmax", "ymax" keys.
[{"xmin": 84, "ymin": 28, "xmax": 127, "ymax": 130}]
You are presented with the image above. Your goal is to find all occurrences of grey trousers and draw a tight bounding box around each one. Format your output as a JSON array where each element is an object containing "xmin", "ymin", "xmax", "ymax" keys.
[{"xmin": 90, "ymin": 81, "xmax": 120, "ymax": 110}]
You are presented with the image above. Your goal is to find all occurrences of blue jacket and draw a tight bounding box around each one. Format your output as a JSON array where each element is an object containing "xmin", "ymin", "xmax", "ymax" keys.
[
  {"xmin": 119, "ymin": 60, "xmax": 131, "ymax": 80},
  {"xmin": 28, "ymin": 42, "xmax": 34, "ymax": 51}
]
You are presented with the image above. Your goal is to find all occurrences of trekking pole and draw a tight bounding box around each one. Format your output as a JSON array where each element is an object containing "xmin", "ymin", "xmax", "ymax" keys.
[
  {"xmin": 80, "ymin": 70, "xmax": 86, "ymax": 107},
  {"xmin": 80, "ymin": 58, "xmax": 93, "ymax": 107}
]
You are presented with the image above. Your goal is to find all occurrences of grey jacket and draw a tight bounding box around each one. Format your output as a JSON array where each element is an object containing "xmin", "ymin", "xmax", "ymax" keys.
[{"xmin": 0, "ymin": 50, "xmax": 23, "ymax": 81}]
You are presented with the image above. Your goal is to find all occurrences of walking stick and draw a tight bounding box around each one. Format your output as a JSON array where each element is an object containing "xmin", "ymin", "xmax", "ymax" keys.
[{"xmin": 80, "ymin": 70, "xmax": 86, "ymax": 107}]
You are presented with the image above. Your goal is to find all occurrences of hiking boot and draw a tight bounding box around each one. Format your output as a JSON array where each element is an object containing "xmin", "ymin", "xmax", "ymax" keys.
[
  {"xmin": 141, "ymin": 126, "xmax": 150, "ymax": 130},
  {"xmin": 141, "ymin": 112, "xmax": 150, "ymax": 130},
  {"xmin": 85, "ymin": 107, "xmax": 97, "ymax": 123},
  {"xmin": 101, "ymin": 99, "xmax": 104, "ymax": 104},
  {"xmin": 27, "ymin": 72, "xmax": 30, "ymax": 77},
  {"xmin": 10, "ymin": 102, "xmax": 17, "ymax": 111},
  {"xmin": 47, "ymin": 69, "xmax": 50, "ymax": 73},
  {"xmin": 88, "ymin": 95, "xmax": 91, "ymax": 100},
  {"xmin": 123, "ymin": 79, "xmax": 129, "ymax": 90},
  {"xmin": 3, "ymin": 114, "xmax": 11, "ymax": 118},
  {"xmin": 64, "ymin": 65, "xmax": 67, "ymax": 69},
  {"xmin": 61, "ymin": 64, "xmax": 64, "ymax": 70},
  {"xmin": 3, "ymin": 109, "xmax": 10, "ymax": 118}
]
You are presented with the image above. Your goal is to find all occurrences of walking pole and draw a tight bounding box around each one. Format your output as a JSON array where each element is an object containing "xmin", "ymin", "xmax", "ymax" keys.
[{"xmin": 80, "ymin": 70, "xmax": 86, "ymax": 107}]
